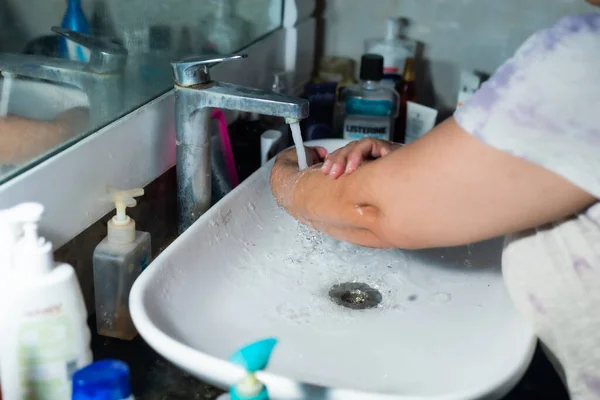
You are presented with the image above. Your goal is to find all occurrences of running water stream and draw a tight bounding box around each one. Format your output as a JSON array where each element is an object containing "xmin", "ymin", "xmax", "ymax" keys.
[
  {"xmin": 289, "ymin": 121, "xmax": 309, "ymax": 170},
  {"xmin": 0, "ymin": 72, "xmax": 14, "ymax": 117}
]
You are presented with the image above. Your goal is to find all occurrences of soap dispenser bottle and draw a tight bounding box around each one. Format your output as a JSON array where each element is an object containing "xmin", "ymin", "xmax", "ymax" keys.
[
  {"xmin": 364, "ymin": 17, "xmax": 416, "ymax": 83},
  {"xmin": 93, "ymin": 188, "xmax": 151, "ymax": 340},
  {"xmin": 0, "ymin": 204, "xmax": 33, "ymax": 400},
  {"xmin": 216, "ymin": 338, "xmax": 278, "ymax": 400},
  {"xmin": 59, "ymin": 0, "xmax": 92, "ymax": 62},
  {"xmin": 12, "ymin": 203, "xmax": 92, "ymax": 399}
]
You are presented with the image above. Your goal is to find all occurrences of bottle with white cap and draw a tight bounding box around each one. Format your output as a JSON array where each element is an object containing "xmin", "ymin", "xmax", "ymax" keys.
[
  {"xmin": 0, "ymin": 203, "xmax": 39, "ymax": 400},
  {"xmin": 11, "ymin": 202, "xmax": 92, "ymax": 399},
  {"xmin": 93, "ymin": 188, "xmax": 151, "ymax": 341},
  {"xmin": 364, "ymin": 17, "xmax": 417, "ymax": 88}
]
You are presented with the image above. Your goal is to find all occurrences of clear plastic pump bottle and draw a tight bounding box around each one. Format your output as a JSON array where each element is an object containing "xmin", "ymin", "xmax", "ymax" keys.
[{"xmin": 93, "ymin": 188, "xmax": 151, "ymax": 340}]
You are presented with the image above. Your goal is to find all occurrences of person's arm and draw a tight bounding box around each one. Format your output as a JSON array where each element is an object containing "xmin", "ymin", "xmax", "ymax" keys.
[
  {"xmin": 0, "ymin": 107, "xmax": 89, "ymax": 164},
  {"xmin": 270, "ymin": 117, "xmax": 596, "ymax": 249}
]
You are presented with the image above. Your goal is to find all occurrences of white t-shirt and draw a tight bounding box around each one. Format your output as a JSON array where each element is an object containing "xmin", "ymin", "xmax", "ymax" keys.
[{"xmin": 455, "ymin": 12, "xmax": 600, "ymax": 400}]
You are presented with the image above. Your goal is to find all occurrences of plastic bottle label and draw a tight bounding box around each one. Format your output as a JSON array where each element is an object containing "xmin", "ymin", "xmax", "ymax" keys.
[
  {"xmin": 367, "ymin": 44, "xmax": 409, "ymax": 75},
  {"xmin": 343, "ymin": 115, "xmax": 392, "ymax": 140},
  {"xmin": 18, "ymin": 308, "xmax": 77, "ymax": 399},
  {"xmin": 343, "ymin": 98, "xmax": 394, "ymax": 140}
]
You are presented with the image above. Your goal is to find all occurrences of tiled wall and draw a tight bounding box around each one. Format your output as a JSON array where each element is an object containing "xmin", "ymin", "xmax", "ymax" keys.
[
  {"xmin": 1, "ymin": 0, "xmax": 279, "ymax": 52},
  {"xmin": 323, "ymin": 0, "xmax": 596, "ymax": 109}
]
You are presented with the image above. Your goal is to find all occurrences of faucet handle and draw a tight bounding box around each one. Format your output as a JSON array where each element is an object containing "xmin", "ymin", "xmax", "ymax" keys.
[
  {"xmin": 171, "ymin": 54, "xmax": 248, "ymax": 87},
  {"xmin": 51, "ymin": 26, "xmax": 127, "ymax": 73}
]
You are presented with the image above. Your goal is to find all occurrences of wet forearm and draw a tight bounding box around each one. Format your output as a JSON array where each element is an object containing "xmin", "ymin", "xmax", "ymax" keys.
[
  {"xmin": 0, "ymin": 116, "xmax": 69, "ymax": 163},
  {"xmin": 270, "ymin": 158, "xmax": 391, "ymax": 247}
]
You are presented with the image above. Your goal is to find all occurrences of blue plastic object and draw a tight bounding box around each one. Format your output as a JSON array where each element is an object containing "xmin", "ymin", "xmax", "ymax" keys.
[
  {"xmin": 228, "ymin": 338, "xmax": 277, "ymax": 400},
  {"xmin": 59, "ymin": 0, "xmax": 91, "ymax": 62},
  {"xmin": 72, "ymin": 359, "xmax": 132, "ymax": 400}
]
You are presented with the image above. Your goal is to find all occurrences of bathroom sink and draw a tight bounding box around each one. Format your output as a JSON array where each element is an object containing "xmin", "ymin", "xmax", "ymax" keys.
[
  {"xmin": 0, "ymin": 77, "xmax": 88, "ymax": 120},
  {"xmin": 130, "ymin": 139, "xmax": 536, "ymax": 400}
]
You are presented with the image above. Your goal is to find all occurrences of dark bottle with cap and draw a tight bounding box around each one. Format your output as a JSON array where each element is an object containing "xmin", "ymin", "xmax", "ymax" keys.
[{"xmin": 340, "ymin": 54, "xmax": 400, "ymax": 141}]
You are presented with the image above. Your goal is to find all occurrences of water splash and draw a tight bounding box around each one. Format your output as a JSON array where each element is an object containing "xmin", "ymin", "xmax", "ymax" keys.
[{"xmin": 289, "ymin": 121, "xmax": 308, "ymax": 170}]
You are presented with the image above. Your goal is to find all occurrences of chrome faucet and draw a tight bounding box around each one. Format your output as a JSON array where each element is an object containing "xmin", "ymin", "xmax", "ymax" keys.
[
  {"xmin": 0, "ymin": 27, "xmax": 127, "ymax": 128},
  {"xmin": 171, "ymin": 55, "xmax": 309, "ymax": 233}
]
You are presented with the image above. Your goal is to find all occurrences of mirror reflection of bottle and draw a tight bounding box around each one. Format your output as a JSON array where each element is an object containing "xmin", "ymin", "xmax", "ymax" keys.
[
  {"xmin": 59, "ymin": 0, "xmax": 91, "ymax": 62},
  {"xmin": 341, "ymin": 54, "xmax": 399, "ymax": 141}
]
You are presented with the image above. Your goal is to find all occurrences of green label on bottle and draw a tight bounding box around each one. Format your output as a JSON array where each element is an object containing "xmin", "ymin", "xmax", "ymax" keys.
[{"xmin": 18, "ymin": 309, "xmax": 77, "ymax": 399}]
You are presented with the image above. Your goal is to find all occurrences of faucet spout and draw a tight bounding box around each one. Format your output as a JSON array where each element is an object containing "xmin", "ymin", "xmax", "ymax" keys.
[
  {"xmin": 174, "ymin": 79, "xmax": 309, "ymax": 234},
  {"xmin": 0, "ymin": 53, "xmax": 89, "ymax": 88},
  {"xmin": 194, "ymin": 81, "xmax": 309, "ymax": 119}
]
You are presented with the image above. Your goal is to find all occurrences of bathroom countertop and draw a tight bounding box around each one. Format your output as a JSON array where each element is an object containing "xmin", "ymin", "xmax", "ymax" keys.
[{"xmin": 90, "ymin": 318, "xmax": 567, "ymax": 400}]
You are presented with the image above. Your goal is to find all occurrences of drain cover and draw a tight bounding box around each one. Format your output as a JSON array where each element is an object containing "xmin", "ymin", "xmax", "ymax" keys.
[{"xmin": 328, "ymin": 282, "xmax": 382, "ymax": 310}]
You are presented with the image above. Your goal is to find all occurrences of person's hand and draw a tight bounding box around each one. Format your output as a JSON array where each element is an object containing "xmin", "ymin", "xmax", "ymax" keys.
[
  {"xmin": 271, "ymin": 145, "xmax": 328, "ymax": 209},
  {"xmin": 321, "ymin": 138, "xmax": 402, "ymax": 178},
  {"xmin": 275, "ymin": 145, "xmax": 329, "ymax": 168}
]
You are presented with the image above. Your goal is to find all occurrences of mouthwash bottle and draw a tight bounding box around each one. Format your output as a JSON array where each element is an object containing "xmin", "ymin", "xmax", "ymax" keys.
[{"xmin": 341, "ymin": 54, "xmax": 399, "ymax": 141}]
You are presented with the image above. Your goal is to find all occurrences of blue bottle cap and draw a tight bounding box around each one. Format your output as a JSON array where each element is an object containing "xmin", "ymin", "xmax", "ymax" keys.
[{"xmin": 72, "ymin": 360, "xmax": 132, "ymax": 400}]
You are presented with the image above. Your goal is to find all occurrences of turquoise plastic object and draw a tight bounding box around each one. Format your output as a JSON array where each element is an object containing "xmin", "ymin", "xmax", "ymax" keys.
[
  {"xmin": 228, "ymin": 338, "xmax": 277, "ymax": 400},
  {"xmin": 229, "ymin": 338, "xmax": 277, "ymax": 372}
]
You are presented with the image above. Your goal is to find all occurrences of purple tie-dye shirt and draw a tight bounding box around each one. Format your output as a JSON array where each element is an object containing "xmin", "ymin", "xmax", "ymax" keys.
[
  {"xmin": 455, "ymin": 12, "xmax": 600, "ymax": 399},
  {"xmin": 456, "ymin": 12, "xmax": 600, "ymax": 199}
]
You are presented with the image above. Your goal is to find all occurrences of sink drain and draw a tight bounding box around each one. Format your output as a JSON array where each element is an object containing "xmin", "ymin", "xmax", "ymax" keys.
[{"xmin": 328, "ymin": 282, "xmax": 382, "ymax": 310}]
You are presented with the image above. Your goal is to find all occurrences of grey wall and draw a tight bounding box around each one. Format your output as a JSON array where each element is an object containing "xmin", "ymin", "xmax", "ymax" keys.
[{"xmin": 323, "ymin": 0, "xmax": 596, "ymax": 109}]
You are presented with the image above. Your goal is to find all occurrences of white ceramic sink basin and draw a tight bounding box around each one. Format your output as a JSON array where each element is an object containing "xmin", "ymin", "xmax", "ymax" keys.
[
  {"xmin": 130, "ymin": 139, "xmax": 536, "ymax": 400},
  {"xmin": 0, "ymin": 77, "xmax": 88, "ymax": 120}
]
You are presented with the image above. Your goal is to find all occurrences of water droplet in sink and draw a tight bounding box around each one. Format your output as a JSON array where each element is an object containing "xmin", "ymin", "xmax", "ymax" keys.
[{"xmin": 430, "ymin": 292, "xmax": 452, "ymax": 304}]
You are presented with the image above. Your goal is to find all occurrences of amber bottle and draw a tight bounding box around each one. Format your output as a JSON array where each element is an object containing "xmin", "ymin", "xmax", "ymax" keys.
[{"xmin": 395, "ymin": 57, "xmax": 417, "ymax": 143}]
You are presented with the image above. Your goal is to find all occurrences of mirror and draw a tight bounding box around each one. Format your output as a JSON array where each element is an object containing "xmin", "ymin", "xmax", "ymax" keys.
[{"xmin": 0, "ymin": 0, "xmax": 284, "ymax": 183}]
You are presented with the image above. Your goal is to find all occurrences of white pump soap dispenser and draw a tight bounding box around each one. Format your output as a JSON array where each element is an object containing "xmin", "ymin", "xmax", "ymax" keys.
[
  {"xmin": 0, "ymin": 203, "xmax": 41, "ymax": 400},
  {"xmin": 93, "ymin": 187, "xmax": 151, "ymax": 340},
  {"xmin": 11, "ymin": 202, "xmax": 92, "ymax": 399}
]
